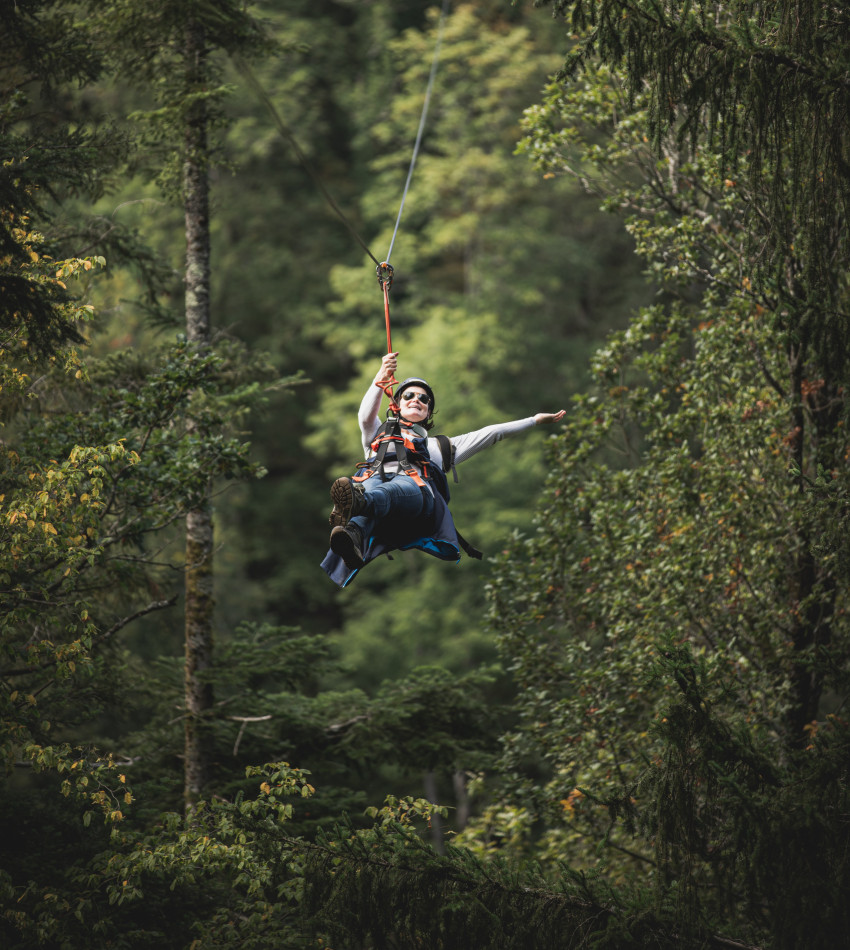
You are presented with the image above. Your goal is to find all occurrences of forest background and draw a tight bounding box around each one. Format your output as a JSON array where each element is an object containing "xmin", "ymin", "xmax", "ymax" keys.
[{"xmin": 3, "ymin": 0, "xmax": 850, "ymax": 948}]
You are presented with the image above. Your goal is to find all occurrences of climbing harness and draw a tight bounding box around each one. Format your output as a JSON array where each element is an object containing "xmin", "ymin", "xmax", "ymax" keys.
[
  {"xmin": 354, "ymin": 418, "xmax": 434, "ymax": 492},
  {"xmin": 353, "ymin": 417, "xmax": 482, "ymax": 560},
  {"xmin": 357, "ymin": 377, "xmax": 439, "ymax": 488}
]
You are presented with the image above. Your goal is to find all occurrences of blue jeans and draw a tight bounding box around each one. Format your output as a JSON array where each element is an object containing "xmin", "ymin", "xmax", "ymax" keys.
[{"xmin": 350, "ymin": 474, "xmax": 434, "ymax": 542}]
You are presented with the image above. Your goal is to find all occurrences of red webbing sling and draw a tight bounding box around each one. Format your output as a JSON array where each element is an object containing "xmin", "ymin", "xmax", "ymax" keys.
[{"xmin": 375, "ymin": 261, "xmax": 399, "ymax": 412}]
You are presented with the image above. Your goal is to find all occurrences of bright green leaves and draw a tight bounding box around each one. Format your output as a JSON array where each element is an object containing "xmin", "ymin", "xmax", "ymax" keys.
[
  {"xmin": 0, "ymin": 334, "xmax": 270, "ymax": 785},
  {"xmin": 242, "ymin": 761, "xmax": 315, "ymax": 823},
  {"xmin": 28, "ymin": 743, "xmax": 134, "ymax": 827},
  {"xmin": 364, "ymin": 793, "xmax": 447, "ymax": 826}
]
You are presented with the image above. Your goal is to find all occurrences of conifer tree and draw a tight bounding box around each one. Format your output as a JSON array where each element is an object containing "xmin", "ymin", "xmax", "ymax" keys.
[
  {"xmin": 181, "ymin": 10, "xmax": 217, "ymax": 809},
  {"xmin": 547, "ymin": 0, "xmax": 850, "ymax": 368},
  {"xmin": 87, "ymin": 0, "xmax": 268, "ymax": 806},
  {"xmin": 1, "ymin": 9, "xmax": 271, "ymax": 941}
]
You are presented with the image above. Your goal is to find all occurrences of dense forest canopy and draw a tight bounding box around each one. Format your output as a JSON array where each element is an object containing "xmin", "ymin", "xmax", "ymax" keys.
[{"xmin": 2, "ymin": 0, "xmax": 850, "ymax": 947}]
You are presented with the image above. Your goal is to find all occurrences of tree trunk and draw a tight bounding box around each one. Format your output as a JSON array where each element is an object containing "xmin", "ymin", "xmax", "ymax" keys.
[
  {"xmin": 183, "ymin": 17, "xmax": 214, "ymax": 809},
  {"xmin": 453, "ymin": 770, "xmax": 470, "ymax": 830},
  {"xmin": 423, "ymin": 771, "xmax": 445, "ymax": 854}
]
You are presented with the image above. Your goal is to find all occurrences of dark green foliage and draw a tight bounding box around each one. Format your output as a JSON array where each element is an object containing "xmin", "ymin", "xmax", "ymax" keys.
[
  {"xmin": 1, "ymin": 0, "xmax": 103, "ymax": 92},
  {"xmin": 457, "ymin": 7, "xmax": 850, "ymax": 946},
  {"xmin": 637, "ymin": 647, "xmax": 850, "ymax": 949},
  {"xmin": 295, "ymin": 648, "xmax": 850, "ymax": 950},
  {"xmin": 2, "ymin": 119, "xmax": 107, "ymax": 361},
  {"xmin": 302, "ymin": 816, "xmax": 704, "ymax": 950},
  {"xmin": 546, "ymin": 0, "xmax": 850, "ymax": 369},
  {"xmin": 320, "ymin": 665, "xmax": 503, "ymax": 773}
]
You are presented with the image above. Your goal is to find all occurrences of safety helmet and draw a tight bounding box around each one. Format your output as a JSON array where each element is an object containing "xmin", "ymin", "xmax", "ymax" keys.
[{"xmin": 395, "ymin": 377, "xmax": 435, "ymax": 416}]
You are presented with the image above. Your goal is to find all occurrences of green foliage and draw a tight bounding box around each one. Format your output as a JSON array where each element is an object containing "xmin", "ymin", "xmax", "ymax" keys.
[
  {"xmin": 19, "ymin": 1, "xmax": 850, "ymax": 948},
  {"xmin": 2, "ymin": 761, "xmax": 317, "ymax": 949},
  {"xmin": 447, "ymin": 13, "xmax": 850, "ymax": 946},
  {"xmin": 86, "ymin": 0, "xmax": 271, "ymax": 199},
  {"xmin": 0, "ymin": 334, "xmax": 276, "ymax": 789},
  {"xmin": 546, "ymin": 0, "xmax": 850, "ymax": 368},
  {"xmin": 317, "ymin": 665, "xmax": 502, "ymax": 776},
  {"xmin": 301, "ymin": 806, "xmax": 694, "ymax": 950}
]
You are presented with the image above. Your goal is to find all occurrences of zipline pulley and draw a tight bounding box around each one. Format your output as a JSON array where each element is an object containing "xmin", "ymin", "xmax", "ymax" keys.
[{"xmin": 376, "ymin": 261, "xmax": 394, "ymax": 289}]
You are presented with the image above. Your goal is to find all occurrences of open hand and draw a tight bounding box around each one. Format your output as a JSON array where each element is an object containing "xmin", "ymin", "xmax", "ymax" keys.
[{"xmin": 534, "ymin": 410, "xmax": 567, "ymax": 425}]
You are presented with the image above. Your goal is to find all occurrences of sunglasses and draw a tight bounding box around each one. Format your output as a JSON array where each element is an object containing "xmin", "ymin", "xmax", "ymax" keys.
[{"xmin": 399, "ymin": 390, "xmax": 431, "ymax": 406}]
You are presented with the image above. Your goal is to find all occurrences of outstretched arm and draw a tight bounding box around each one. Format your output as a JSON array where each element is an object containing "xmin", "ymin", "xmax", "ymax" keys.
[{"xmin": 448, "ymin": 409, "xmax": 567, "ymax": 465}]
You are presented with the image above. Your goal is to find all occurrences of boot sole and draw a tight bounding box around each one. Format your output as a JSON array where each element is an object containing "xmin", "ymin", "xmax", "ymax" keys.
[
  {"xmin": 330, "ymin": 525, "xmax": 364, "ymax": 570},
  {"xmin": 329, "ymin": 477, "xmax": 354, "ymax": 527}
]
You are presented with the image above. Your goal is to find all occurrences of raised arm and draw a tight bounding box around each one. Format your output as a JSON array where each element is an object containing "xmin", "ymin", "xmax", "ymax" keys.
[{"xmin": 358, "ymin": 352, "xmax": 398, "ymax": 455}]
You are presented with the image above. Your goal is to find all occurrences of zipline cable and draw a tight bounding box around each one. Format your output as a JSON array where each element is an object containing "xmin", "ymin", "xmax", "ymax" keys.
[
  {"xmin": 234, "ymin": 0, "xmax": 451, "ymax": 401},
  {"xmin": 385, "ymin": 0, "xmax": 450, "ymax": 266},
  {"xmin": 379, "ymin": 0, "xmax": 449, "ymax": 404}
]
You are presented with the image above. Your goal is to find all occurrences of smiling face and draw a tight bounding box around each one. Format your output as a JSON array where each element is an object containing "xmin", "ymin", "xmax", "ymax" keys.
[{"xmin": 398, "ymin": 387, "xmax": 431, "ymax": 424}]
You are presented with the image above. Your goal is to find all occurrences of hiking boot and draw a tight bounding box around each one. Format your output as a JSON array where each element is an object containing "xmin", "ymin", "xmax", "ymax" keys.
[
  {"xmin": 330, "ymin": 523, "xmax": 365, "ymax": 570},
  {"xmin": 328, "ymin": 476, "xmax": 367, "ymax": 527}
]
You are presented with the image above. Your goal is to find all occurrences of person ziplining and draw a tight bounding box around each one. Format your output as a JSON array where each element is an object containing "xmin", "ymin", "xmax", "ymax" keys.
[
  {"xmin": 238, "ymin": 2, "xmax": 566, "ymax": 589},
  {"xmin": 320, "ymin": 350, "xmax": 565, "ymax": 587}
]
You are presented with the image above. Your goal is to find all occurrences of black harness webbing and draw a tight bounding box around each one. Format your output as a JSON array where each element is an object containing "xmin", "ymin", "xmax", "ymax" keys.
[{"xmin": 432, "ymin": 435, "xmax": 480, "ymax": 558}]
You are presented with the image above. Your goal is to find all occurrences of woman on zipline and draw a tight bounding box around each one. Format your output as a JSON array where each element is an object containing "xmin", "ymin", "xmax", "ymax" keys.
[{"xmin": 321, "ymin": 351, "xmax": 566, "ymax": 587}]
